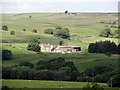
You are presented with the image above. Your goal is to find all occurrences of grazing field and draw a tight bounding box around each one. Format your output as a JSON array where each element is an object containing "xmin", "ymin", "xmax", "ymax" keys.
[
  {"xmin": 1, "ymin": 13, "xmax": 120, "ymax": 72},
  {"xmin": 1, "ymin": 13, "xmax": 118, "ymax": 50},
  {"xmin": 2, "ymin": 80, "xmax": 107, "ymax": 88},
  {"xmin": 2, "ymin": 43, "xmax": 119, "ymax": 72},
  {"xmin": 1, "ymin": 13, "xmax": 120, "ymax": 88}
]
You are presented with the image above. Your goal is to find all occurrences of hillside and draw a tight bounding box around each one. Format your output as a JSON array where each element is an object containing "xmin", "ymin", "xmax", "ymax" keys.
[{"xmin": 1, "ymin": 13, "xmax": 120, "ymax": 88}]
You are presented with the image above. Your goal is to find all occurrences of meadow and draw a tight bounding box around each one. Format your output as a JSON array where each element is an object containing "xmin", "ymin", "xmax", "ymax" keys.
[
  {"xmin": 2, "ymin": 79, "xmax": 107, "ymax": 88},
  {"xmin": 1, "ymin": 13, "xmax": 120, "ymax": 88}
]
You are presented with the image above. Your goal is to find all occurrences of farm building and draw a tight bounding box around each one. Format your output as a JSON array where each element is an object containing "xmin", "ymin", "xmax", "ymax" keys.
[{"xmin": 41, "ymin": 44, "xmax": 81, "ymax": 53}]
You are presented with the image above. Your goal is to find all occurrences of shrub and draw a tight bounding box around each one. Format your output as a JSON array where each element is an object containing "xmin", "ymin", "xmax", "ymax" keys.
[
  {"xmin": 2, "ymin": 50, "xmax": 12, "ymax": 60},
  {"xmin": 44, "ymin": 28, "xmax": 54, "ymax": 34},
  {"xmin": 23, "ymin": 29, "xmax": 26, "ymax": 32},
  {"xmin": 10, "ymin": 30, "xmax": 15, "ymax": 35},
  {"xmin": 32, "ymin": 29, "xmax": 37, "ymax": 33},
  {"xmin": 19, "ymin": 61, "xmax": 34, "ymax": 68},
  {"xmin": 99, "ymin": 27, "xmax": 111, "ymax": 37},
  {"xmin": 2, "ymin": 25, "xmax": 8, "ymax": 31}
]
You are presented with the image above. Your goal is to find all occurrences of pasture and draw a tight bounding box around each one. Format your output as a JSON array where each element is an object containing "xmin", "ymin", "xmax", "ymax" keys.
[
  {"xmin": 2, "ymin": 80, "xmax": 107, "ymax": 88},
  {"xmin": 1, "ymin": 13, "xmax": 120, "ymax": 89}
]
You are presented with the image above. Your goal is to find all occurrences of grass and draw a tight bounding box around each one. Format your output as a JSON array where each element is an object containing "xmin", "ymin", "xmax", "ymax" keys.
[
  {"xmin": 2, "ymin": 80, "xmax": 107, "ymax": 88},
  {"xmin": 1, "ymin": 13, "xmax": 118, "ymax": 50},
  {"xmin": 1, "ymin": 13, "xmax": 120, "ymax": 88},
  {"xmin": 2, "ymin": 43, "xmax": 119, "ymax": 72}
]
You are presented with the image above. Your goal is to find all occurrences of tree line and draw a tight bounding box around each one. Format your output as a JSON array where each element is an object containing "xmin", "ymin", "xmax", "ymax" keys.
[
  {"xmin": 88, "ymin": 40, "xmax": 120, "ymax": 54},
  {"xmin": 2, "ymin": 57, "xmax": 120, "ymax": 87}
]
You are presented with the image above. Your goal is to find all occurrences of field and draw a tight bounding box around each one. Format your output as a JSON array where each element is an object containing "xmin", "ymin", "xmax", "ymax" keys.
[
  {"xmin": 1, "ymin": 13, "xmax": 120, "ymax": 88},
  {"xmin": 3, "ymin": 80, "xmax": 107, "ymax": 88}
]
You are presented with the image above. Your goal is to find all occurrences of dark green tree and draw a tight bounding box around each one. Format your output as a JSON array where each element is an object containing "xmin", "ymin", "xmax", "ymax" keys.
[
  {"xmin": 2, "ymin": 25, "xmax": 8, "ymax": 31},
  {"xmin": 2, "ymin": 50, "xmax": 12, "ymax": 60},
  {"xmin": 27, "ymin": 39, "xmax": 40, "ymax": 52},
  {"xmin": 53, "ymin": 27, "xmax": 70, "ymax": 39},
  {"xmin": 99, "ymin": 27, "xmax": 111, "ymax": 37},
  {"xmin": 10, "ymin": 30, "xmax": 15, "ymax": 35},
  {"xmin": 59, "ymin": 40, "xmax": 64, "ymax": 46}
]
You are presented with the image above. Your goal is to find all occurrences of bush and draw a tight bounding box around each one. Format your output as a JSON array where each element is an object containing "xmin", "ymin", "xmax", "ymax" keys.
[
  {"xmin": 2, "ymin": 50, "xmax": 12, "ymax": 60},
  {"xmin": 23, "ymin": 29, "xmax": 26, "ymax": 32},
  {"xmin": 19, "ymin": 61, "xmax": 34, "ymax": 68},
  {"xmin": 27, "ymin": 39, "xmax": 40, "ymax": 52},
  {"xmin": 99, "ymin": 27, "xmax": 111, "ymax": 37},
  {"xmin": 44, "ymin": 28, "xmax": 54, "ymax": 34},
  {"xmin": 59, "ymin": 40, "xmax": 64, "ymax": 45},
  {"xmin": 32, "ymin": 29, "xmax": 37, "ymax": 33},
  {"xmin": 83, "ymin": 83, "xmax": 104, "ymax": 90},
  {"xmin": 10, "ymin": 30, "xmax": 15, "ymax": 35},
  {"xmin": 2, "ymin": 25, "xmax": 8, "ymax": 31},
  {"xmin": 113, "ymin": 30, "xmax": 120, "ymax": 38}
]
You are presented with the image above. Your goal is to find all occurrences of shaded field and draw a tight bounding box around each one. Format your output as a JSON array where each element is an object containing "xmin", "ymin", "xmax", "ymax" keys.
[{"xmin": 2, "ymin": 80, "xmax": 107, "ymax": 88}]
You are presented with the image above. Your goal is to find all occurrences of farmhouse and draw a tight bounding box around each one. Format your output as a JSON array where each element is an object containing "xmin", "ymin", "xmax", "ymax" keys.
[{"xmin": 40, "ymin": 44, "xmax": 81, "ymax": 53}]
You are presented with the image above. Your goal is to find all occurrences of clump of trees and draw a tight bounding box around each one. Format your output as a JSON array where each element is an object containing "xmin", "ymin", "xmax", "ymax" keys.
[
  {"xmin": 44, "ymin": 27, "xmax": 70, "ymax": 39},
  {"xmin": 99, "ymin": 26, "xmax": 120, "ymax": 38},
  {"xmin": 99, "ymin": 26, "xmax": 112, "ymax": 37},
  {"xmin": 2, "ymin": 25, "xmax": 8, "ymax": 31},
  {"xmin": 2, "ymin": 57, "xmax": 79, "ymax": 81},
  {"xmin": 27, "ymin": 39, "xmax": 40, "ymax": 52},
  {"xmin": 88, "ymin": 41, "xmax": 118, "ymax": 54},
  {"xmin": 2, "ymin": 49, "xmax": 12, "ymax": 60},
  {"xmin": 53, "ymin": 27, "xmax": 70, "ymax": 39},
  {"xmin": 10, "ymin": 30, "xmax": 15, "ymax": 35}
]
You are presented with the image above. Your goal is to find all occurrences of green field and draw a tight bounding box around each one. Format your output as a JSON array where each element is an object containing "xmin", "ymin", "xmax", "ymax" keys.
[
  {"xmin": 1, "ymin": 13, "xmax": 120, "ymax": 88},
  {"xmin": 2, "ymin": 80, "xmax": 107, "ymax": 88},
  {"xmin": 1, "ymin": 13, "xmax": 118, "ymax": 50},
  {"xmin": 1, "ymin": 13, "xmax": 120, "ymax": 72}
]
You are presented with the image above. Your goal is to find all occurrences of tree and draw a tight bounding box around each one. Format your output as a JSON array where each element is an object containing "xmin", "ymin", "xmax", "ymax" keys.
[
  {"xmin": 118, "ymin": 44, "xmax": 120, "ymax": 54},
  {"xmin": 53, "ymin": 27, "xmax": 70, "ymax": 39},
  {"xmin": 99, "ymin": 27, "xmax": 111, "ymax": 37},
  {"xmin": 59, "ymin": 41, "xmax": 64, "ymax": 46},
  {"xmin": 65, "ymin": 11, "xmax": 68, "ymax": 14},
  {"xmin": 2, "ymin": 25, "xmax": 8, "ymax": 31},
  {"xmin": 108, "ymin": 74, "xmax": 120, "ymax": 87},
  {"xmin": 27, "ymin": 39, "xmax": 40, "ymax": 52},
  {"xmin": 88, "ymin": 41, "xmax": 117, "ymax": 54},
  {"xmin": 10, "ymin": 30, "xmax": 15, "ymax": 35},
  {"xmin": 2, "ymin": 50, "xmax": 12, "ymax": 60}
]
